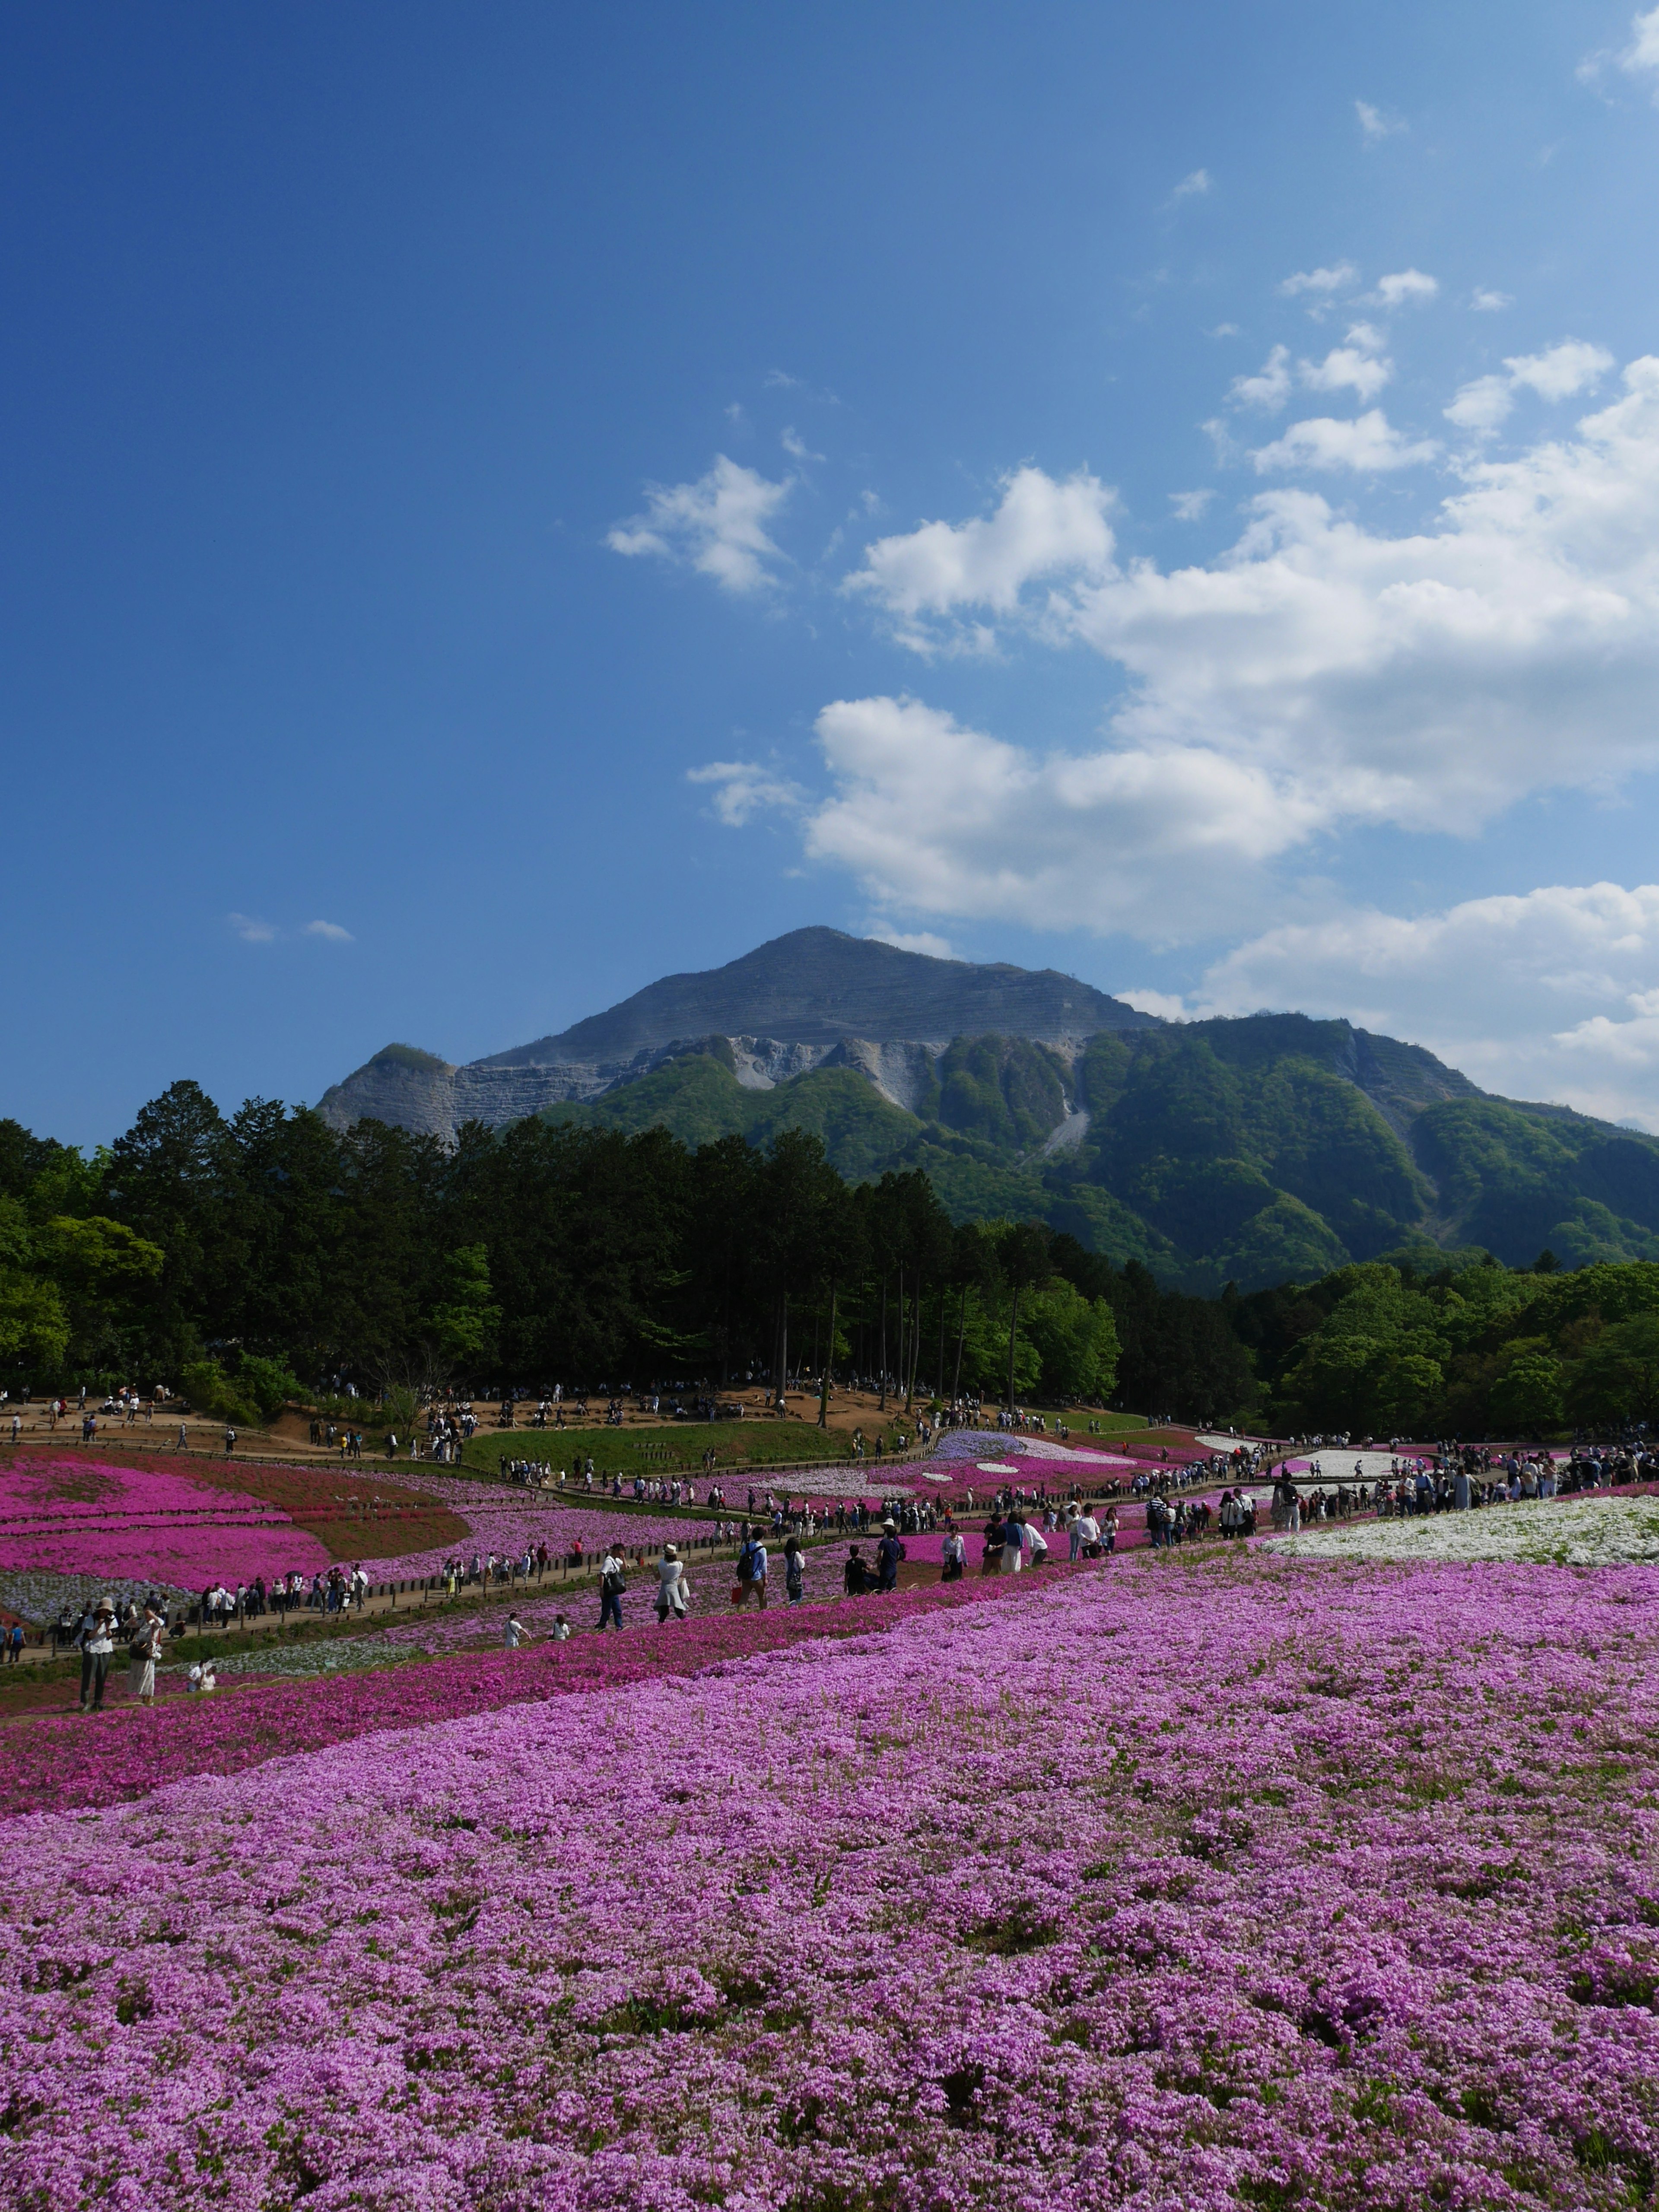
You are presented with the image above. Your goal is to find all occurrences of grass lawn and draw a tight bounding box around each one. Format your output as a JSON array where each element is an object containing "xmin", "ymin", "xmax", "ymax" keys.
[{"xmin": 456, "ymin": 1416, "xmax": 857, "ymax": 1480}]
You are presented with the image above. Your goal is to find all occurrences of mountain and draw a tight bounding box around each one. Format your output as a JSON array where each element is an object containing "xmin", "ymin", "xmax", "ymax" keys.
[
  {"xmin": 314, "ymin": 928, "xmax": 1659, "ymax": 1292},
  {"xmin": 477, "ymin": 926, "xmax": 1155, "ymax": 1063},
  {"xmin": 314, "ymin": 927, "xmax": 1155, "ymax": 1137}
]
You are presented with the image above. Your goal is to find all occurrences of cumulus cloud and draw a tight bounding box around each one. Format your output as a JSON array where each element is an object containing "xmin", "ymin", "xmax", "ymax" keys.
[
  {"xmin": 1170, "ymin": 489, "xmax": 1215, "ymax": 521},
  {"xmin": 1298, "ymin": 327, "xmax": 1393, "ymax": 401},
  {"xmin": 1370, "ymin": 269, "xmax": 1438, "ymax": 308},
  {"xmin": 1249, "ymin": 408, "xmax": 1438, "ymax": 473},
  {"xmin": 304, "ymin": 920, "xmax": 353, "ymax": 942},
  {"xmin": 842, "ymin": 466, "xmax": 1115, "ymax": 650},
  {"xmin": 607, "ymin": 455, "xmax": 791, "ymax": 594},
  {"xmin": 798, "ymin": 696, "xmax": 1328, "ymax": 938},
  {"xmin": 809, "ymin": 356, "xmax": 1659, "ymax": 943},
  {"xmin": 228, "ymin": 913, "xmax": 276, "ymax": 944},
  {"xmin": 1445, "ymin": 340, "xmax": 1614, "ymax": 435},
  {"xmin": 1355, "ymin": 101, "xmax": 1406, "ymax": 141},
  {"xmin": 1278, "ymin": 262, "xmax": 1358, "ymax": 298},
  {"xmin": 781, "ymin": 427, "xmax": 824, "ymax": 461},
  {"xmin": 1471, "ymin": 287, "xmax": 1514, "ymax": 312},
  {"xmin": 1194, "ymin": 882, "xmax": 1659, "ymax": 1125},
  {"xmin": 1229, "ymin": 345, "xmax": 1293, "ymax": 410},
  {"xmin": 686, "ymin": 760, "xmax": 807, "ymax": 826}
]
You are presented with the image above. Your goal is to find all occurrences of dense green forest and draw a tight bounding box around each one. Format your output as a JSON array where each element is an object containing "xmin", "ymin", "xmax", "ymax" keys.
[
  {"xmin": 0, "ymin": 1087, "xmax": 1124, "ymax": 1421},
  {"xmin": 542, "ymin": 1016, "xmax": 1659, "ymax": 1294},
  {"xmin": 5, "ymin": 1079, "xmax": 1659, "ymax": 1437}
]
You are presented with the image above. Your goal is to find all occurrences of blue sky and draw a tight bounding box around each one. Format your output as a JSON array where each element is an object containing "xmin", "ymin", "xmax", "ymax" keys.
[{"xmin": 8, "ymin": 2, "xmax": 1659, "ymax": 1143}]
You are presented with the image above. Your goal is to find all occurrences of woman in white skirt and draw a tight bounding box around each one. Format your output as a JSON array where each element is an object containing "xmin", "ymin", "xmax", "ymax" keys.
[
  {"xmin": 655, "ymin": 1544, "xmax": 690, "ymax": 1623},
  {"xmin": 130, "ymin": 1603, "xmax": 164, "ymax": 1706}
]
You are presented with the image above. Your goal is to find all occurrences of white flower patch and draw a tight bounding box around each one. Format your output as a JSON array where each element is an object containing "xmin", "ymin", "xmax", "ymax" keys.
[{"xmin": 1265, "ymin": 1494, "xmax": 1659, "ymax": 1567}]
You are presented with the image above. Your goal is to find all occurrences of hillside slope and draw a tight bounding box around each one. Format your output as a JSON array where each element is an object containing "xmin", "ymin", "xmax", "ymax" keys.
[{"xmin": 543, "ymin": 1017, "xmax": 1659, "ymax": 1292}]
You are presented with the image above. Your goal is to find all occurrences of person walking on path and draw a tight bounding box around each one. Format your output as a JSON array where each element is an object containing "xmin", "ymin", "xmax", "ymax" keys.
[
  {"xmin": 77, "ymin": 1600, "xmax": 116, "ymax": 1713},
  {"xmin": 598, "ymin": 1550, "xmax": 626, "ymax": 1630},
  {"xmin": 129, "ymin": 1604, "xmax": 163, "ymax": 1705},
  {"xmin": 736, "ymin": 1530, "xmax": 767, "ymax": 1608},
  {"xmin": 655, "ymin": 1545, "xmax": 690, "ymax": 1623},
  {"xmin": 783, "ymin": 1535, "xmax": 805, "ymax": 1605},
  {"xmin": 6, "ymin": 1620, "xmax": 24, "ymax": 1663}
]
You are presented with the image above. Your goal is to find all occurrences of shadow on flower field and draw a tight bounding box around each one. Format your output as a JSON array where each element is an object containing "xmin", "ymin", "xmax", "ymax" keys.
[{"xmin": 5, "ymin": 1548, "xmax": 1659, "ymax": 2211}]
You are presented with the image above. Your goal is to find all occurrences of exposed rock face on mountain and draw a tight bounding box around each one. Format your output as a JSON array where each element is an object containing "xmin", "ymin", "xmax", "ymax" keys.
[{"xmin": 315, "ymin": 929, "xmax": 1157, "ymax": 1139}]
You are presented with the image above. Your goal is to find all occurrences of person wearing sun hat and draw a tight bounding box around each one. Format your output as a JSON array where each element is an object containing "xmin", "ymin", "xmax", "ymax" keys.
[
  {"xmin": 77, "ymin": 1599, "xmax": 116, "ymax": 1713},
  {"xmin": 655, "ymin": 1543, "xmax": 690, "ymax": 1622}
]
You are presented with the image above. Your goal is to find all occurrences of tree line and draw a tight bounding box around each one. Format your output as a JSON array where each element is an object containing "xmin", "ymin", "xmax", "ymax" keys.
[
  {"xmin": 13, "ymin": 1081, "xmax": 1654, "ymax": 1436},
  {"xmin": 0, "ymin": 1083, "xmax": 1169, "ymax": 1422}
]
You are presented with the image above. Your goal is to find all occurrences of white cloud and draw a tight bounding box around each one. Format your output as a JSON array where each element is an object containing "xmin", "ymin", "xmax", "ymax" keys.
[
  {"xmin": 686, "ymin": 760, "xmax": 807, "ymax": 827},
  {"xmin": 1249, "ymin": 409, "xmax": 1438, "ymax": 473},
  {"xmin": 1444, "ymin": 374, "xmax": 1516, "ymax": 433},
  {"xmin": 781, "ymin": 426, "xmax": 824, "ymax": 461},
  {"xmin": 1170, "ymin": 168, "xmax": 1211, "ymax": 201},
  {"xmin": 801, "ymin": 696, "xmax": 1328, "ymax": 938},
  {"xmin": 1298, "ymin": 328, "xmax": 1393, "ymax": 400},
  {"xmin": 1194, "ymin": 882, "xmax": 1659, "ymax": 1125},
  {"xmin": 763, "ymin": 369, "xmax": 801, "ymax": 390},
  {"xmin": 1117, "ymin": 987, "xmax": 1191, "ymax": 1023},
  {"xmin": 1278, "ymin": 262, "xmax": 1359, "ymax": 298},
  {"xmin": 809, "ymin": 355, "xmax": 1659, "ymax": 941},
  {"xmin": 1471, "ymin": 288, "xmax": 1513, "ymax": 312},
  {"xmin": 1170, "ymin": 489, "xmax": 1214, "ymax": 521},
  {"xmin": 842, "ymin": 466, "xmax": 1115, "ymax": 649},
  {"xmin": 1355, "ymin": 101, "xmax": 1406, "ymax": 141},
  {"xmin": 1229, "ymin": 345, "xmax": 1293, "ymax": 410},
  {"xmin": 1508, "ymin": 340, "xmax": 1615, "ymax": 400},
  {"xmin": 1618, "ymin": 6, "xmax": 1659, "ymax": 98},
  {"xmin": 1371, "ymin": 269, "xmax": 1438, "ymax": 308},
  {"xmin": 228, "ymin": 913, "xmax": 276, "ymax": 944},
  {"xmin": 867, "ymin": 925, "xmax": 956, "ymax": 959},
  {"xmin": 304, "ymin": 920, "xmax": 353, "ymax": 942},
  {"xmin": 607, "ymin": 455, "xmax": 791, "ymax": 594},
  {"xmin": 1445, "ymin": 340, "xmax": 1614, "ymax": 435}
]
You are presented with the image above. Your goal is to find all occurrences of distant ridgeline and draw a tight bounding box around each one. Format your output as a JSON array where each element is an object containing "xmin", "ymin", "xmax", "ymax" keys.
[{"xmin": 316, "ymin": 928, "xmax": 1659, "ymax": 1295}]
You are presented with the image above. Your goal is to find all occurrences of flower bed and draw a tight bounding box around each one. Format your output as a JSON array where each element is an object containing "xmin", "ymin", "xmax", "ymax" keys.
[
  {"xmin": 5, "ymin": 1552, "xmax": 1659, "ymax": 2209},
  {"xmin": 0, "ymin": 1570, "xmax": 1058, "ymax": 1819},
  {"xmin": 1268, "ymin": 1491, "xmax": 1659, "ymax": 1566},
  {"xmin": 0, "ymin": 1457, "xmax": 330, "ymax": 1589},
  {"xmin": 357, "ymin": 1476, "xmax": 713, "ymax": 1576}
]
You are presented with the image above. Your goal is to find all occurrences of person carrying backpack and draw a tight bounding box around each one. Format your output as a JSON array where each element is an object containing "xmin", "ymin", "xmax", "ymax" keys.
[
  {"xmin": 735, "ymin": 1531, "xmax": 767, "ymax": 1608},
  {"xmin": 598, "ymin": 1549, "xmax": 626, "ymax": 1630}
]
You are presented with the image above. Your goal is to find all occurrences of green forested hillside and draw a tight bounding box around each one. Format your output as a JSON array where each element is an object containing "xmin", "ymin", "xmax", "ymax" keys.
[
  {"xmin": 1233, "ymin": 1252, "xmax": 1659, "ymax": 1438},
  {"xmin": 543, "ymin": 1016, "xmax": 1659, "ymax": 1294}
]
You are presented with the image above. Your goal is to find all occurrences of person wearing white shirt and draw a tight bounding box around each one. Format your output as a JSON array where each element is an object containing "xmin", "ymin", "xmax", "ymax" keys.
[
  {"xmin": 598, "ymin": 1551, "xmax": 626, "ymax": 1631},
  {"xmin": 77, "ymin": 1602, "xmax": 116, "ymax": 1713},
  {"xmin": 655, "ymin": 1545, "xmax": 690, "ymax": 1623}
]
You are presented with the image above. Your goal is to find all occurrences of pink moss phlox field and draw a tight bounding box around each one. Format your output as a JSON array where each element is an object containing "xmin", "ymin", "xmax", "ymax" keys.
[
  {"xmin": 360, "ymin": 1475, "xmax": 710, "ymax": 1576},
  {"xmin": 0, "ymin": 1457, "xmax": 329, "ymax": 1585},
  {"xmin": 0, "ymin": 1570, "xmax": 1055, "ymax": 1819},
  {"xmin": 6, "ymin": 1557, "xmax": 1659, "ymax": 2209}
]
